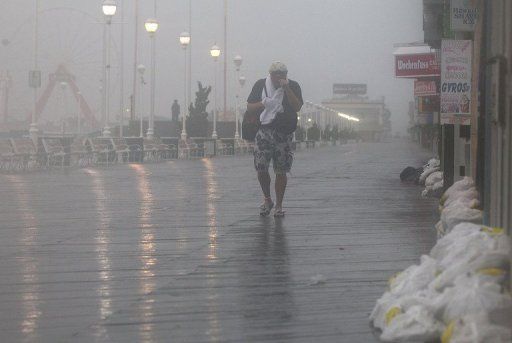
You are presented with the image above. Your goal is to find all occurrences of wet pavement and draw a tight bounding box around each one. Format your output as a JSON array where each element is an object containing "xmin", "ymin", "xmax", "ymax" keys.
[{"xmin": 0, "ymin": 140, "xmax": 438, "ymax": 342}]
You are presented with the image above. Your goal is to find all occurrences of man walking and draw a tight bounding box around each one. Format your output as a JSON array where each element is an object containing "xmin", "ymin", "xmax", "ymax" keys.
[{"xmin": 246, "ymin": 62, "xmax": 303, "ymax": 217}]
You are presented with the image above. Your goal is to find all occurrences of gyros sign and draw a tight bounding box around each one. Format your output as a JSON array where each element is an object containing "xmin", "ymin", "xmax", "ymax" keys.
[{"xmin": 395, "ymin": 53, "xmax": 440, "ymax": 78}]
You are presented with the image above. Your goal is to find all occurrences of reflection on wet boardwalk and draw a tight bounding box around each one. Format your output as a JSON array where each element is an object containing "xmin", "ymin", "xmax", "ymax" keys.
[{"xmin": 0, "ymin": 140, "xmax": 437, "ymax": 342}]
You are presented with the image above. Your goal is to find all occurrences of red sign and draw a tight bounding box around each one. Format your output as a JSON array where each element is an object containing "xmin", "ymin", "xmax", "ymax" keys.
[
  {"xmin": 414, "ymin": 80, "xmax": 438, "ymax": 96},
  {"xmin": 395, "ymin": 53, "xmax": 440, "ymax": 78}
]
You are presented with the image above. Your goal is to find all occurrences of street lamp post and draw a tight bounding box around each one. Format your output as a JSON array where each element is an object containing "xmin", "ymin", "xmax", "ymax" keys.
[
  {"xmin": 102, "ymin": 0, "xmax": 117, "ymax": 137},
  {"xmin": 210, "ymin": 44, "xmax": 221, "ymax": 140},
  {"xmin": 137, "ymin": 64, "xmax": 146, "ymax": 138},
  {"xmin": 29, "ymin": 0, "xmax": 40, "ymax": 142},
  {"xmin": 233, "ymin": 55, "xmax": 242, "ymax": 140},
  {"xmin": 179, "ymin": 31, "xmax": 190, "ymax": 141},
  {"xmin": 145, "ymin": 18, "xmax": 158, "ymax": 140},
  {"xmin": 238, "ymin": 75, "xmax": 246, "ymax": 139}
]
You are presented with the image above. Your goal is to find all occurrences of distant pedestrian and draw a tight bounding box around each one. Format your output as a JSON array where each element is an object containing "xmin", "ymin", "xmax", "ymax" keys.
[
  {"xmin": 246, "ymin": 61, "xmax": 303, "ymax": 217},
  {"xmin": 171, "ymin": 100, "xmax": 180, "ymax": 122}
]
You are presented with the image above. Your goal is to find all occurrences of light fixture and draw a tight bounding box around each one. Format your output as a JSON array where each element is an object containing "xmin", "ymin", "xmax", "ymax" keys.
[
  {"xmin": 145, "ymin": 18, "xmax": 159, "ymax": 34},
  {"xmin": 179, "ymin": 31, "xmax": 190, "ymax": 48},
  {"xmin": 233, "ymin": 55, "xmax": 242, "ymax": 69},
  {"xmin": 102, "ymin": 0, "xmax": 117, "ymax": 17},
  {"xmin": 210, "ymin": 44, "xmax": 221, "ymax": 59},
  {"xmin": 238, "ymin": 75, "xmax": 246, "ymax": 87}
]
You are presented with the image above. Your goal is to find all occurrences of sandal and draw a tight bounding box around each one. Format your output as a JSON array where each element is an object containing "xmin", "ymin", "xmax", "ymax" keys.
[
  {"xmin": 273, "ymin": 208, "xmax": 286, "ymax": 218},
  {"xmin": 259, "ymin": 199, "xmax": 274, "ymax": 216}
]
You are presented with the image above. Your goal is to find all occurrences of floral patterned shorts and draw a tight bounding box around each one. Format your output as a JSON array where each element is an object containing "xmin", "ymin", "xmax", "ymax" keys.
[{"xmin": 254, "ymin": 127, "xmax": 293, "ymax": 174}]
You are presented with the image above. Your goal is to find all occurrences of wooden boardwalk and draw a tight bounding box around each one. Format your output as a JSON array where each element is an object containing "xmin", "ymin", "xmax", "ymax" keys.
[{"xmin": 0, "ymin": 140, "xmax": 438, "ymax": 342}]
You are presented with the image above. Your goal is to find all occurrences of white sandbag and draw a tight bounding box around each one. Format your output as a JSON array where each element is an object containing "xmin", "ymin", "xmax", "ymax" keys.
[
  {"xmin": 436, "ymin": 220, "xmax": 447, "ymax": 240},
  {"xmin": 435, "ymin": 225, "xmax": 510, "ymax": 271},
  {"xmin": 370, "ymin": 291, "xmax": 398, "ymax": 330},
  {"xmin": 432, "ymin": 251, "xmax": 510, "ymax": 291},
  {"xmin": 430, "ymin": 222, "xmax": 484, "ymax": 261},
  {"xmin": 423, "ymin": 174, "xmax": 444, "ymax": 198},
  {"xmin": 371, "ymin": 289, "xmax": 444, "ymax": 331},
  {"xmin": 438, "ymin": 275, "xmax": 512, "ymax": 323},
  {"xmin": 442, "ymin": 177, "xmax": 475, "ymax": 200},
  {"xmin": 442, "ymin": 312, "xmax": 512, "ymax": 343},
  {"xmin": 443, "ymin": 188, "xmax": 480, "ymax": 209},
  {"xmin": 389, "ymin": 255, "xmax": 438, "ymax": 296},
  {"xmin": 419, "ymin": 166, "xmax": 440, "ymax": 185},
  {"xmin": 440, "ymin": 203, "xmax": 483, "ymax": 234},
  {"xmin": 426, "ymin": 171, "xmax": 443, "ymax": 187},
  {"xmin": 380, "ymin": 305, "xmax": 445, "ymax": 342}
]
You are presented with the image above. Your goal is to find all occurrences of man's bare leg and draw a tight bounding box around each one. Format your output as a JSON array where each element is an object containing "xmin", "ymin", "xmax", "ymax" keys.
[
  {"xmin": 257, "ymin": 171, "xmax": 271, "ymax": 199},
  {"xmin": 275, "ymin": 173, "xmax": 287, "ymax": 211}
]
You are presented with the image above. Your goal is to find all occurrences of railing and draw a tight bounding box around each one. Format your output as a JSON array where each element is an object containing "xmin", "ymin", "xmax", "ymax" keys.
[{"xmin": 0, "ymin": 135, "xmax": 338, "ymax": 173}]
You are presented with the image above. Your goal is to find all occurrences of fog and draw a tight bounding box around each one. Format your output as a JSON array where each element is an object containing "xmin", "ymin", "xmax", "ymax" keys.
[{"xmin": 0, "ymin": 0, "xmax": 423, "ymax": 134}]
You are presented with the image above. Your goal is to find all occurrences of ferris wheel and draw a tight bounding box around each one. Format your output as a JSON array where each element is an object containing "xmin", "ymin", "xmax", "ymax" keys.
[{"xmin": 4, "ymin": 7, "xmax": 120, "ymax": 131}]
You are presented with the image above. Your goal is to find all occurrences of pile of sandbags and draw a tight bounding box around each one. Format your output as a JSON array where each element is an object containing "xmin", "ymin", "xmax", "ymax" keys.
[
  {"xmin": 436, "ymin": 177, "xmax": 482, "ymax": 238},
  {"xmin": 422, "ymin": 171, "xmax": 444, "ymax": 198},
  {"xmin": 370, "ymin": 222, "xmax": 511, "ymax": 343}
]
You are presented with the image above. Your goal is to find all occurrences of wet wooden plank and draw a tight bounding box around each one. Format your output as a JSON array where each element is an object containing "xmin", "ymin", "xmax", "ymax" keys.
[{"xmin": 0, "ymin": 141, "xmax": 437, "ymax": 342}]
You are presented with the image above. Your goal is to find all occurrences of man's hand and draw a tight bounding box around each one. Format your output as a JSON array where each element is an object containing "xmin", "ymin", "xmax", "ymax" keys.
[{"xmin": 278, "ymin": 78, "xmax": 289, "ymax": 88}]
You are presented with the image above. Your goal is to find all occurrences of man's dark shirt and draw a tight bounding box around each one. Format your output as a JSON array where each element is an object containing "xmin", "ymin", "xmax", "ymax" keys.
[{"xmin": 247, "ymin": 79, "xmax": 303, "ymax": 133}]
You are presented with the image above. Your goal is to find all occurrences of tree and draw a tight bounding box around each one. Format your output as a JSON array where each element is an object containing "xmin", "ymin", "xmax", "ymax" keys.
[{"xmin": 186, "ymin": 82, "xmax": 211, "ymax": 137}]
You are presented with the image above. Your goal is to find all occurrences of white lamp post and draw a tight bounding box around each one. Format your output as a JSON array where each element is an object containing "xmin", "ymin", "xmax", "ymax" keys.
[
  {"xmin": 145, "ymin": 18, "xmax": 158, "ymax": 139},
  {"xmin": 137, "ymin": 64, "xmax": 146, "ymax": 138},
  {"xmin": 210, "ymin": 44, "xmax": 220, "ymax": 140},
  {"xmin": 102, "ymin": 0, "xmax": 117, "ymax": 137},
  {"xmin": 179, "ymin": 31, "xmax": 190, "ymax": 140},
  {"xmin": 238, "ymin": 75, "xmax": 246, "ymax": 139},
  {"xmin": 29, "ymin": 0, "xmax": 40, "ymax": 142},
  {"xmin": 233, "ymin": 55, "xmax": 242, "ymax": 140}
]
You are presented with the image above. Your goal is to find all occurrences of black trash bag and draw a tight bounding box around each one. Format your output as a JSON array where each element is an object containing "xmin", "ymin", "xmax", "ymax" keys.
[{"xmin": 400, "ymin": 166, "xmax": 422, "ymax": 183}]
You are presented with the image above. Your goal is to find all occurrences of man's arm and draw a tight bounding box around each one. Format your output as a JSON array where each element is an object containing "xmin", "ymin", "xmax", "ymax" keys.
[
  {"xmin": 247, "ymin": 101, "xmax": 264, "ymax": 113},
  {"xmin": 246, "ymin": 79, "xmax": 265, "ymax": 113},
  {"xmin": 280, "ymin": 80, "xmax": 303, "ymax": 112}
]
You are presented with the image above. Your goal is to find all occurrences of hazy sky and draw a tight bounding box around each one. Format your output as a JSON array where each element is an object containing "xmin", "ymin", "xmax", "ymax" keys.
[{"xmin": 0, "ymin": 0, "xmax": 423, "ymax": 133}]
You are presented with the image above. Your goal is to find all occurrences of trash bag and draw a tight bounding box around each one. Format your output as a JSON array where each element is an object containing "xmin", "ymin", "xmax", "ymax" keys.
[
  {"xmin": 380, "ymin": 305, "xmax": 445, "ymax": 342},
  {"xmin": 437, "ymin": 274, "xmax": 512, "ymax": 323},
  {"xmin": 389, "ymin": 255, "xmax": 438, "ymax": 296},
  {"xmin": 400, "ymin": 166, "xmax": 421, "ymax": 183},
  {"xmin": 442, "ymin": 312, "xmax": 512, "ymax": 343}
]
